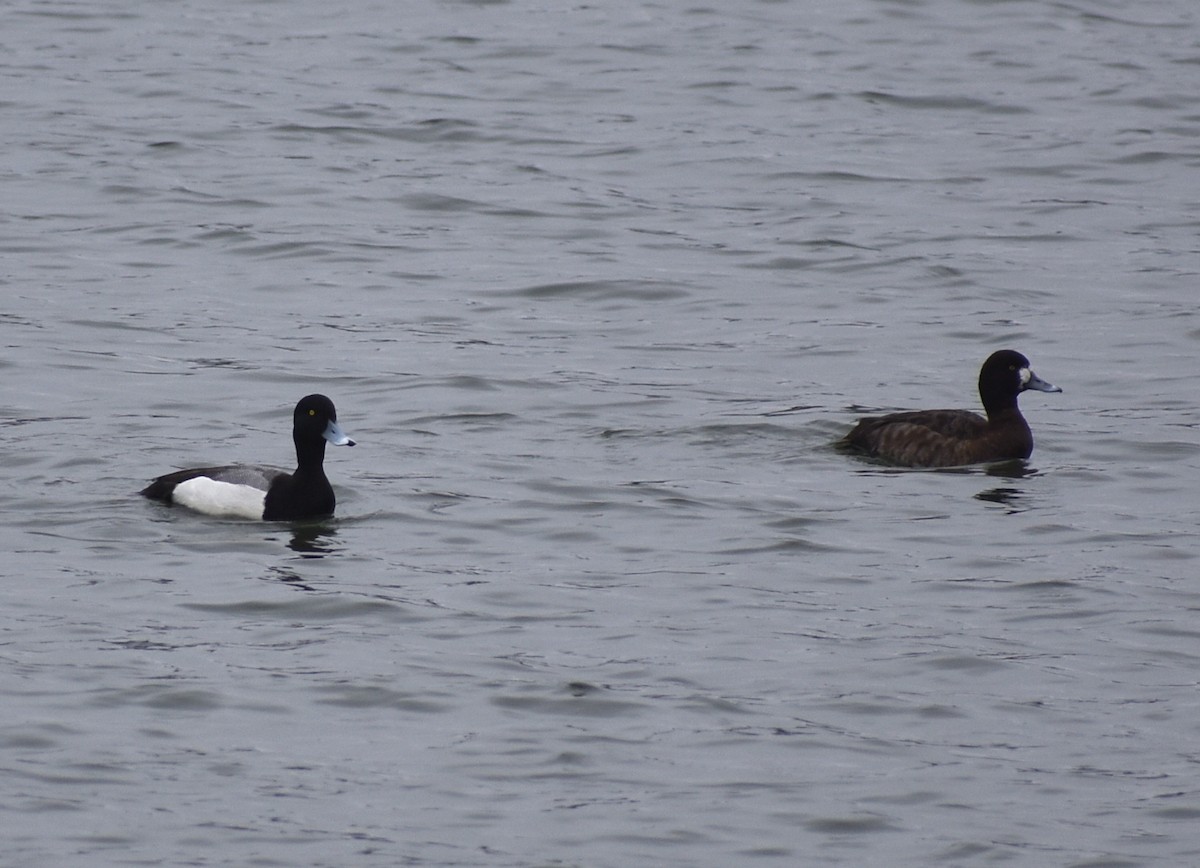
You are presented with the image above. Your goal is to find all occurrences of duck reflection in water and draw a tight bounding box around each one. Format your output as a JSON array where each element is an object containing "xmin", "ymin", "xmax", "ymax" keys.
[
  {"xmin": 976, "ymin": 460, "xmax": 1044, "ymax": 512},
  {"xmin": 287, "ymin": 524, "xmax": 340, "ymax": 556},
  {"xmin": 270, "ymin": 567, "xmax": 318, "ymax": 592},
  {"xmin": 975, "ymin": 486, "xmax": 1026, "ymax": 512}
]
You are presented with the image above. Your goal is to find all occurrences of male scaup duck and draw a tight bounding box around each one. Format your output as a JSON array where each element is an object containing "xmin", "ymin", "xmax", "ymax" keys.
[
  {"xmin": 141, "ymin": 394, "xmax": 355, "ymax": 520},
  {"xmin": 842, "ymin": 350, "xmax": 1061, "ymax": 467}
]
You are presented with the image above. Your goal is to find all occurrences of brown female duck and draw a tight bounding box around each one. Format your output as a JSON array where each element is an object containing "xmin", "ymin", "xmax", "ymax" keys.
[{"xmin": 842, "ymin": 350, "xmax": 1061, "ymax": 467}]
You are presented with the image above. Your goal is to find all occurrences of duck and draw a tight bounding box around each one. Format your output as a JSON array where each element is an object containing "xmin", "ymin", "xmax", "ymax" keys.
[
  {"xmin": 141, "ymin": 394, "xmax": 355, "ymax": 520},
  {"xmin": 841, "ymin": 350, "xmax": 1060, "ymax": 467}
]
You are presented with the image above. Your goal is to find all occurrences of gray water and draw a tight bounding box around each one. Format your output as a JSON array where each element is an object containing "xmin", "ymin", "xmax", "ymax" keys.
[{"xmin": 3, "ymin": 0, "xmax": 1199, "ymax": 865}]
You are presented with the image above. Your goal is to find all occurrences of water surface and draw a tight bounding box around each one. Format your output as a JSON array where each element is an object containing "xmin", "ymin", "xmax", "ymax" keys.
[{"xmin": 3, "ymin": 0, "xmax": 1199, "ymax": 865}]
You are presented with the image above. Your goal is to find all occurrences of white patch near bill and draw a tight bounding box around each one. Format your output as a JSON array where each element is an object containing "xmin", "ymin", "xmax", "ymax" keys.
[
  {"xmin": 1019, "ymin": 367, "xmax": 1032, "ymax": 386},
  {"xmin": 173, "ymin": 477, "xmax": 267, "ymax": 519}
]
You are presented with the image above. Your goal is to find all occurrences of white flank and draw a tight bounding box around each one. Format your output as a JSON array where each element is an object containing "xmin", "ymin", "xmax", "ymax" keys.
[{"xmin": 172, "ymin": 477, "xmax": 267, "ymax": 520}]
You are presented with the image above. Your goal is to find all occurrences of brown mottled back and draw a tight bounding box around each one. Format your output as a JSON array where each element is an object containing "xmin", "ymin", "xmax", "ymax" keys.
[{"xmin": 843, "ymin": 408, "xmax": 1032, "ymax": 467}]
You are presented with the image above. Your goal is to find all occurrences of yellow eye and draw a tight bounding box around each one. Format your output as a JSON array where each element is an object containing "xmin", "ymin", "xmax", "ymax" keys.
[{"xmin": 308, "ymin": 409, "xmax": 316, "ymax": 416}]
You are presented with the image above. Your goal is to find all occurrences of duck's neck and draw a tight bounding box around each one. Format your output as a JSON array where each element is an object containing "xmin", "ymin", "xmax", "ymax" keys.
[
  {"xmin": 981, "ymin": 392, "xmax": 1020, "ymax": 424},
  {"xmin": 294, "ymin": 435, "xmax": 328, "ymax": 476}
]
